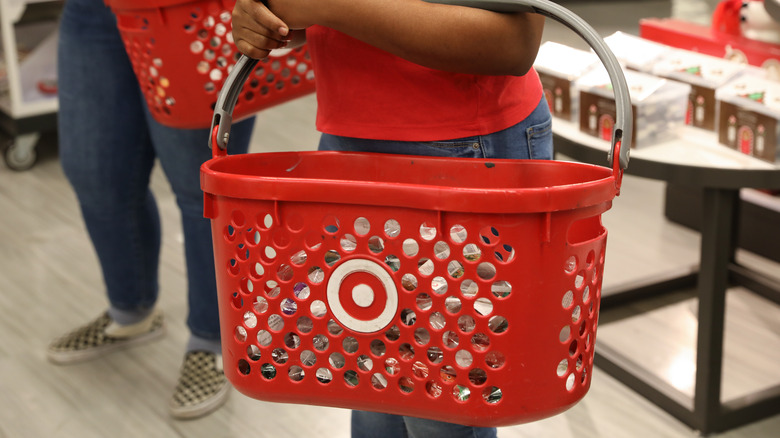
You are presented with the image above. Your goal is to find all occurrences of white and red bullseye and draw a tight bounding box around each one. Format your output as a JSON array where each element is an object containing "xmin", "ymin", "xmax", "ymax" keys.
[{"xmin": 327, "ymin": 259, "xmax": 398, "ymax": 333}]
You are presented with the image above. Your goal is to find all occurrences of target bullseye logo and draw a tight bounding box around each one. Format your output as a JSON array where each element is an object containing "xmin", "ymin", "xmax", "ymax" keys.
[{"xmin": 327, "ymin": 259, "xmax": 398, "ymax": 333}]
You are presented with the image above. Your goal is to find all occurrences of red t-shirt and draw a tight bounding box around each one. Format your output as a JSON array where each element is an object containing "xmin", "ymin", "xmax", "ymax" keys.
[{"xmin": 306, "ymin": 26, "xmax": 544, "ymax": 141}]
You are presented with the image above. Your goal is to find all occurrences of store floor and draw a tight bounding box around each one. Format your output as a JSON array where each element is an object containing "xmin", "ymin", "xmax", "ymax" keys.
[{"xmin": 1, "ymin": 1, "xmax": 778, "ymax": 437}]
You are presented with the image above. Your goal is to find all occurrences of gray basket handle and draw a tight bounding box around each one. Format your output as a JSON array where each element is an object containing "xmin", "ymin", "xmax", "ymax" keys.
[
  {"xmin": 424, "ymin": 0, "xmax": 632, "ymax": 169},
  {"xmin": 211, "ymin": 0, "xmax": 632, "ymax": 170}
]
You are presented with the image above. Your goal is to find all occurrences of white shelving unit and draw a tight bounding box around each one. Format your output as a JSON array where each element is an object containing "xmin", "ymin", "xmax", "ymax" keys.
[{"xmin": 0, "ymin": 0, "xmax": 61, "ymax": 170}]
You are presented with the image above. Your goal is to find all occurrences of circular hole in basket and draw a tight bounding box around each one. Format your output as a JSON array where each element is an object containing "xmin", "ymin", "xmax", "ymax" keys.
[
  {"xmin": 235, "ymin": 326, "xmax": 247, "ymax": 342},
  {"xmin": 357, "ymin": 355, "xmax": 373, "ymax": 371},
  {"xmin": 272, "ymin": 348, "xmax": 288, "ymax": 364},
  {"xmin": 576, "ymin": 354, "xmax": 584, "ymax": 371},
  {"xmin": 243, "ymin": 278, "xmax": 254, "ymax": 294},
  {"xmin": 325, "ymin": 250, "xmax": 341, "ymax": 267},
  {"xmin": 449, "ymin": 225, "xmax": 467, "ymax": 243},
  {"xmin": 384, "ymin": 219, "xmax": 401, "ymax": 238},
  {"xmin": 483, "ymin": 386, "xmax": 502, "ymax": 404},
  {"xmin": 460, "ymin": 280, "xmax": 478, "ymax": 298},
  {"xmin": 371, "ymin": 373, "xmax": 387, "ymax": 389},
  {"xmin": 419, "ymin": 222, "xmax": 437, "ymax": 241},
  {"xmin": 575, "ymin": 271, "xmax": 586, "ymax": 289},
  {"xmin": 385, "ymin": 325, "xmax": 401, "ymax": 341},
  {"xmin": 190, "ymin": 40, "xmax": 204, "ymax": 54},
  {"xmin": 277, "ymin": 264, "xmax": 293, "ymax": 282},
  {"xmin": 469, "ymin": 368, "xmax": 488, "ymax": 385},
  {"xmin": 238, "ymin": 359, "xmax": 251, "ymax": 375},
  {"xmin": 257, "ymin": 330, "xmax": 272, "ymax": 347},
  {"xmin": 264, "ymin": 281, "xmax": 280, "ymax": 298},
  {"xmin": 562, "ymin": 291, "xmax": 574, "ymax": 309},
  {"xmin": 341, "ymin": 234, "xmax": 357, "ymax": 252},
  {"xmin": 488, "ymin": 316, "xmax": 508, "ymax": 333},
  {"xmin": 559, "ymin": 325, "xmax": 571, "ymax": 343},
  {"xmin": 494, "ymin": 244, "xmax": 515, "ymax": 263},
  {"xmin": 445, "ymin": 296, "xmax": 462, "ymax": 314},
  {"xmin": 197, "ymin": 60, "xmax": 210, "ymax": 74},
  {"xmin": 399, "ymin": 343, "xmax": 415, "ymax": 360},
  {"xmin": 485, "ymin": 351, "xmax": 506, "ymax": 369},
  {"xmin": 253, "ymin": 261, "xmax": 265, "ymax": 278},
  {"xmin": 263, "ymin": 246, "xmax": 277, "ymax": 263},
  {"xmin": 579, "ymin": 321, "xmax": 587, "ymax": 337},
  {"xmin": 247, "ymin": 345, "xmax": 262, "ymax": 361},
  {"xmin": 288, "ymin": 365, "xmax": 305, "ymax": 382},
  {"xmin": 417, "ymin": 258, "xmax": 434, "ymax": 276},
  {"xmin": 442, "ymin": 331, "xmax": 460, "ymax": 349},
  {"xmin": 471, "ymin": 333, "xmax": 490, "ymax": 351},
  {"xmin": 368, "ymin": 236, "xmax": 385, "ymax": 253},
  {"xmin": 479, "ymin": 226, "xmax": 500, "ymax": 245},
  {"xmin": 323, "ymin": 216, "xmax": 339, "ymax": 234},
  {"xmin": 225, "ymin": 224, "xmax": 236, "ymax": 240},
  {"xmin": 300, "ymin": 350, "xmax": 317, "ymax": 367},
  {"xmin": 252, "ymin": 231, "xmax": 262, "ymax": 246},
  {"xmin": 243, "ymin": 311, "xmax": 258, "ymax": 329},
  {"xmin": 427, "ymin": 347, "xmax": 443, "ymax": 364},
  {"xmin": 412, "ymin": 361, "xmax": 429, "ymax": 378},
  {"xmin": 455, "ymin": 350, "xmax": 473, "ymax": 367},
  {"xmin": 214, "ymin": 22, "xmax": 226, "ymax": 36},
  {"xmin": 316, "ymin": 368, "xmax": 333, "ymax": 384},
  {"xmin": 414, "ymin": 328, "xmax": 430, "ymax": 345},
  {"xmin": 268, "ymin": 314, "xmax": 284, "ymax": 332},
  {"xmin": 399, "ymin": 377, "xmax": 415, "ymax": 393},
  {"xmin": 344, "ymin": 370, "xmax": 360, "ymax": 387},
  {"xmin": 343, "ymin": 337, "xmax": 359, "ymax": 354},
  {"xmin": 329, "ymin": 352, "xmax": 345, "ymax": 369},
  {"xmin": 431, "ymin": 277, "xmax": 448, "ymax": 295},
  {"xmin": 400, "ymin": 309, "xmax": 417, "ymax": 326},
  {"xmin": 308, "ymin": 267, "xmax": 325, "ymax": 284},
  {"xmin": 491, "ymin": 280, "xmax": 511, "ymax": 299},
  {"xmin": 384, "ymin": 358, "xmax": 400, "ymax": 375},
  {"xmin": 416, "ymin": 293, "xmax": 432, "ymax": 311},
  {"xmin": 440, "ymin": 365, "xmax": 457, "ymax": 383},
  {"xmin": 284, "ymin": 332, "xmax": 301, "ymax": 349},
  {"xmin": 458, "ymin": 315, "xmax": 476, "ymax": 333},
  {"xmin": 583, "ymin": 286, "xmax": 591, "ymax": 304},
  {"xmin": 564, "ymin": 255, "xmax": 578, "ymax": 274},
  {"xmin": 209, "ymin": 68, "xmax": 223, "ymax": 81},
  {"xmin": 566, "ymin": 373, "xmax": 576, "ymax": 391},
  {"xmin": 401, "ymin": 274, "xmax": 418, "ymax": 292},
  {"xmin": 474, "ymin": 298, "xmax": 494, "ymax": 316},
  {"xmin": 572, "ymin": 305, "xmax": 582, "ymax": 323},
  {"xmin": 370, "ymin": 339, "xmax": 386, "ymax": 356},
  {"xmin": 426, "ymin": 381, "xmax": 443, "ymax": 398},
  {"xmin": 260, "ymin": 363, "xmax": 277, "ymax": 379},
  {"xmin": 403, "ymin": 239, "xmax": 419, "ymax": 257},
  {"xmin": 447, "ymin": 261, "xmax": 464, "ymax": 279},
  {"xmin": 557, "ymin": 358, "xmax": 569, "ymax": 376},
  {"xmin": 294, "ymin": 282, "xmax": 310, "ymax": 300},
  {"xmin": 429, "ymin": 312, "xmax": 446, "ymax": 330},
  {"xmin": 231, "ymin": 292, "xmax": 243, "ymax": 309},
  {"xmin": 354, "ymin": 217, "xmax": 370, "ymax": 235},
  {"xmin": 385, "ymin": 255, "xmax": 400, "ymax": 272},
  {"xmin": 433, "ymin": 241, "xmax": 450, "ymax": 259},
  {"xmin": 313, "ymin": 334, "xmax": 329, "ymax": 351},
  {"xmin": 228, "ymin": 259, "xmax": 239, "ymax": 277},
  {"xmin": 205, "ymin": 82, "xmax": 216, "ymax": 93},
  {"xmin": 463, "ymin": 244, "xmax": 481, "ymax": 262},
  {"xmin": 477, "ymin": 263, "xmax": 496, "ymax": 281},
  {"xmin": 297, "ymin": 316, "xmax": 313, "ymax": 334},
  {"xmin": 328, "ymin": 319, "xmax": 343, "ymax": 336},
  {"xmin": 569, "ymin": 340, "xmax": 579, "ymax": 357}
]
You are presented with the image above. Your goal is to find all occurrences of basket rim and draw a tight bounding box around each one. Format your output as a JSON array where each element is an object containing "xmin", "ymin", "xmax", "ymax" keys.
[
  {"xmin": 104, "ymin": 0, "xmax": 203, "ymax": 11},
  {"xmin": 200, "ymin": 151, "xmax": 618, "ymax": 214}
]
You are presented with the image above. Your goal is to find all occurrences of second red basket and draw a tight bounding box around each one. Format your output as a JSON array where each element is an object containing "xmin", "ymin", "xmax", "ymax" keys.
[{"xmin": 104, "ymin": 0, "xmax": 316, "ymax": 129}]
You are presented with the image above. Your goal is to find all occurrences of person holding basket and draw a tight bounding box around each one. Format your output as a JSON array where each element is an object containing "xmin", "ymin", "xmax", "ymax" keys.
[
  {"xmin": 231, "ymin": 0, "xmax": 551, "ymax": 436},
  {"xmin": 46, "ymin": 0, "xmax": 256, "ymax": 420}
]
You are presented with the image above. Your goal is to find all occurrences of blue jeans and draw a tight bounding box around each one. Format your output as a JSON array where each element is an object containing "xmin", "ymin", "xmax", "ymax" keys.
[
  {"xmin": 321, "ymin": 97, "xmax": 552, "ymax": 438},
  {"xmin": 57, "ymin": 0, "xmax": 254, "ymax": 340},
  {"xmin": 318, "ymin": 95, "xmax": 552, "ymax": 160}
]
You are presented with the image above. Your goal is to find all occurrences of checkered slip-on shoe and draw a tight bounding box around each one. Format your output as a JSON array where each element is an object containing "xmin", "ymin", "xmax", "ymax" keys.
[
  {"xmin": 47, "ymin": 310, "xmax": 165, "ymax": 365},
  {"xmin": 169, "ymin": 351, "xmax": 230, "ymax": 420}
]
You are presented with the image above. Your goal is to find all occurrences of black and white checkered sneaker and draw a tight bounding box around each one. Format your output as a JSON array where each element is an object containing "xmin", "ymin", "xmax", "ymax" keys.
[
  {"xmin": 47, "ymin": 310, "xmax": 165, "ymax": 364},
  {"xmin": 169, "ymin": 351, "xmax": 230, "ymax": 420}
]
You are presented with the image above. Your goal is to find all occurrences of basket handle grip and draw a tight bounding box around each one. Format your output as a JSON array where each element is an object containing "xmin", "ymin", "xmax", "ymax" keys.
[
  {"xmin": 423, "ymin": 0, "xmax": 632, "ymax": 171},
  {"xmin": 211, "ymin": 0, "xmax": 632, "ymax": 171}
]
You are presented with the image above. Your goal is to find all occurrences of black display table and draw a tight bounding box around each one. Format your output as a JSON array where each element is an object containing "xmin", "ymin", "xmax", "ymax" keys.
[{"xmin": 553, "ymin": 120, "xmax": 780, "ymax": 435}]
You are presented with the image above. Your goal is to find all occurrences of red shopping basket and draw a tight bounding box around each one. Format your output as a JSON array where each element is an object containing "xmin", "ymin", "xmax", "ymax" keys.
[
  {"xmin": 201, "ymin": 0, "xmax": 632, "ymax": 428},
  {"xmin": 104, "ymin": 0, "xmax": 315, "ymax": 129}
]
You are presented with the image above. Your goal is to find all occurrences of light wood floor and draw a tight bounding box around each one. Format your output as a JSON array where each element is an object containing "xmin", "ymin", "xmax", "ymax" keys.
[{"xmin": 1, "ymin": 1, "xmax": 779, "ymax": 437}]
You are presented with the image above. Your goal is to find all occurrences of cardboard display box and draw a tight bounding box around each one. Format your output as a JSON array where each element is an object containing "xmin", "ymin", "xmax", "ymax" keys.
[
  {"xmin": 716, "ymin": 74, "xmax": 780, "ymax": 163},
  {"xmin": 603, "ymin": 31, "xmax": 673, "ymax": 73},
  {"xmin": 576, "ymin": 68, "xmax": 691, "ymax": 148},
  {"xmin": 534, "ymin": 41, "xmax": 598, "ymax": 121}
]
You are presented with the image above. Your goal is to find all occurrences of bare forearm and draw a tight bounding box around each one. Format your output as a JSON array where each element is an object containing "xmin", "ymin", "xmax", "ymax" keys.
[{"xmin": 268, "ymin": 0, "xmax": 544, "ymax": 75}]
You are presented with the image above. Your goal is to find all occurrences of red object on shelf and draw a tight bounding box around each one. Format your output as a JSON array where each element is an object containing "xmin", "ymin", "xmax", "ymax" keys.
[{"xmin": 640, "ymin": 17, "xmax": 780, "ymax": 72}]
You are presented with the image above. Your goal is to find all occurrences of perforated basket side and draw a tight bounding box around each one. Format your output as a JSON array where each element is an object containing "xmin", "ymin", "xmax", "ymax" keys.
[
  {"xmin": 108, "ymin": 0, "xmax": 315, "ymax": 128},
  {"xmin": 210, "ymin": 196, "xmax": 608, "ymax": 427}
]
